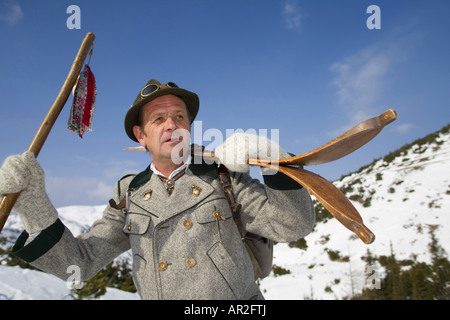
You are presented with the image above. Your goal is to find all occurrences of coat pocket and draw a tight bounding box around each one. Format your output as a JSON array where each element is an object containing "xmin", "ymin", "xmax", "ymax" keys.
[
  {"xmin": 207, "ymin": 241, "xmax": 244, "ymax": 299},
  {"xmin": 195, "ymin": 197, "xmax": 233, "ymax": 244},
  {"xmin": 123, "ymin": 213, "xmax": 152, "ymax": 235},
  {"xmin": 132, "ymin": 253, "xmax": 147, "ymax": 298},
  {"xmin": 194, "ymin": 197, "xmax": 232, "ymax": 224}
]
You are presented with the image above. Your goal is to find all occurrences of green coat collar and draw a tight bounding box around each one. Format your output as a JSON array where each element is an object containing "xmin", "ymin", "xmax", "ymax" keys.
[{"xmin": 129, "ymin": 156, "xmax": 218, "ymax": 190}]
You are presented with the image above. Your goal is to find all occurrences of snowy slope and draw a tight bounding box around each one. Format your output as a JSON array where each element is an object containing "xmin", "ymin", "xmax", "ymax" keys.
[
  {"xmin": 0, "ymin": 265, "xmax": 138, "ymax": 300},
  {"xmin": 0, "ymin": 208, "xmax": 139, "ymax": 300},
  {"xmin": 260, "ymin": 125, "xmax": 450, "ymax": 299},
  {"xmin": 1, "ymin": 125, "xmax": 449, "ymax": 300}
]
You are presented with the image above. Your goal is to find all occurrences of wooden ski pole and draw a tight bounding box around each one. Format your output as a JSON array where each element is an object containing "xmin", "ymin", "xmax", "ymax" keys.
[{"xmin": 0, "ymin": 32, "xmax": 96, "ymax": 233}]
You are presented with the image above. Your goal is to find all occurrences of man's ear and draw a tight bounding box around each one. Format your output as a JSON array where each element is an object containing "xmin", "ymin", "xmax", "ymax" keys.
[{"xmin": 132, "ymin": 125, "xmax": 146, "ymax": 148}]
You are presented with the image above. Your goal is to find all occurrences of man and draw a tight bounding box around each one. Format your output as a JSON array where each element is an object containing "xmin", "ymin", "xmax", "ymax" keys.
[{"xmin": 0, "ymin": 79, "xmax": 315, "ymax": 300}]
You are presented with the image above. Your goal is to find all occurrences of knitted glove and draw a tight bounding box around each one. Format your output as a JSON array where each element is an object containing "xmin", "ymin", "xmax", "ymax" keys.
[
  {"xmin": 0, "ymin": 151, "xmax": 58, "ymax": 234},
  {"xmin": 214, "ymin": 133, "xmax": 291, "ymax": 174}
]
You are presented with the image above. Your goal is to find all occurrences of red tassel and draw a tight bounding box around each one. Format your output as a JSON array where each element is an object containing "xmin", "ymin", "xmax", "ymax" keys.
[{"xmin": 68, "ymin": 65, "xmax": 97, "ymax": 138}]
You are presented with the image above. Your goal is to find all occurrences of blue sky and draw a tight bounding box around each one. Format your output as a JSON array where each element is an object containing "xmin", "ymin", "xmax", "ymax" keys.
[{"xmin": 1, "ymin": 0, "xmax": 449, "ymax": 208}]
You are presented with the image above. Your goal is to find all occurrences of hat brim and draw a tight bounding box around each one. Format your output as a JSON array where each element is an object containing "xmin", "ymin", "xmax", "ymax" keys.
[{"xmin": 124, "ymin": 88, "xmax": 199, "ymax": 142}]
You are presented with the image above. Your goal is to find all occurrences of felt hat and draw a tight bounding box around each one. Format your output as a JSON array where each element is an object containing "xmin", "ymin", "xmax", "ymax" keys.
[{"xmin": 124, "ymin": 79, "xmax": 199, "ymax": 142}]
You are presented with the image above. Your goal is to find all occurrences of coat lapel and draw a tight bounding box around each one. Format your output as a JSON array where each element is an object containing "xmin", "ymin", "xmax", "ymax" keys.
[
  {"xmin": 166, "ymin": 169, "xmax": 215, "ymax": 218},
  {"xmin": 128, "ymin": 161, "xmax": 216, "ymax": 221},
  {"xmin": 128, "ymin": 174, "xmax": 167, "ymax": 218}
]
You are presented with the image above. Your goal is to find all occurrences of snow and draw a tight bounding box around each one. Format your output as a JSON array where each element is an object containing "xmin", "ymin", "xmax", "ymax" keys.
[
  {"xmin": 1, "ymin": 127, "xmax": 449, "ymax": 300},
  {"xmin": 0, "ymin": 208, "xmax": 139, "ymax": 300},
  {"xmin": 0, "ymin": 265, "xmax": 138, "ymax": 300},
  {"xmin": 259, "ymin": 128, "xmax": 450, "ymax": 299}
]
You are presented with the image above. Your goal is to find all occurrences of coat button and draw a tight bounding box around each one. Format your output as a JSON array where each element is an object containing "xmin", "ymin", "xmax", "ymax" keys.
[
  {"xmin": 127, "ymin": 224, "xmax": 132, "ymax": 231},
  {"xmin": 213, "ymin": 211, "xmax": 224, "ymax": 219},
  {"xmin": 183, "ymin": 220, "xmax": 192, "ymax": 229},
  {"xmin": 158, "ymin": 261, "xmax": 167, "ymax": 271},
  {"xmin": 186, "ymin": 258, "xmax": 196, "ymax": 268}
]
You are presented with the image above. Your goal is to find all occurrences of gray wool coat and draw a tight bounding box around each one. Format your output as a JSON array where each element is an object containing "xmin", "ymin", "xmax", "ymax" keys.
[{"xmin": 12, "ymin": 156, "xmax": 315, "ymax": 300}]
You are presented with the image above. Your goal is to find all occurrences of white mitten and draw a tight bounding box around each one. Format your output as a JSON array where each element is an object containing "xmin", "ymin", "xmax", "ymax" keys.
[
  {"xmin": 0, "ymin": 151, "xmax": 58, "ymax": 234},
  {"xmin": 214, "ymin": 133, "xmax": 290, "ymax": 174}
]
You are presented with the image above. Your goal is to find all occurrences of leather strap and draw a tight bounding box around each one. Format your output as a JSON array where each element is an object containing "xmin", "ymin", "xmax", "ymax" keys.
[
  {"xmin": 109, "ymin": 196, "xmax": 126, "ymax": 210},
  {"xmin": 217, "ymin": 164, "xmax": 244, "ymax": 240}
]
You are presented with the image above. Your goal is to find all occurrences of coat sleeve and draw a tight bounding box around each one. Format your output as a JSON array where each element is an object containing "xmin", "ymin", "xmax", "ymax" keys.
[
  {"xmin": 11, "ymin": 177, "xmax": 133, "ymax": 282},
  {"xmin": 232, "ymin": 169, "xmax": 315, "ymax": 243}
]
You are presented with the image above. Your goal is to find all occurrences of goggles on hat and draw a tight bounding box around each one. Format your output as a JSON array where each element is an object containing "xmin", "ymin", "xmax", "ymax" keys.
[{"xmin": 140, "ymin": 82, "xmax": 179, "ymax": 97}]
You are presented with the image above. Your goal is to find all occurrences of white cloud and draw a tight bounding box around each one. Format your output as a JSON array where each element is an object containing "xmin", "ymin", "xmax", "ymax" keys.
[
  {"xmin": 45, "ymin": 175, "xmax": 113, "ymax": 207},
  {"xmin": 103, "ymin": 159, "xmax": 143, "ymax": 179},
  {"xmin": 329, "ymin": 44, "xmax": 401, "ymax": 137},
  {"xmin": 396, "ymin": 123, "xmax": 414, "ymax": 134},
  {"xmin": 44, "ymin": 159, "xmax": 144, "ymax": 207},
  {"xmin": 0, "ymin": 0, "xmax": 23, "ymax": 27},
  {"xmin": 331, "ymin": 47, "xmax": 390, "ymax": 120},
  {"xmin": 87, "ymin": 181, "xmax": 114, "ymax": 203},
  {"xmin": 282, "ymin": 0, "xmax": 305, "ymax": 30},
  {"xmin": 327, "ymin": 20, "xmax": 420, "ymax": 139}
]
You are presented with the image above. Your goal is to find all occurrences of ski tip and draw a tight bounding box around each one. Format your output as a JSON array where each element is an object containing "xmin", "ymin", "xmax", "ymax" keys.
[
  {"xmin": 379, "ymin": 109, "xmax": 398, "ymax": 126},
  {"xmin": 356, "ymin": 224, "xmax": 376, "ymax": 244}
]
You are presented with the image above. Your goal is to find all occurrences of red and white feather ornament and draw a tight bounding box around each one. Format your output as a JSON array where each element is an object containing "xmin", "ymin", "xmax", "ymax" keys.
[{"xmin": 68, "ymin": 50, "xmax": 97, "ymax": 138}]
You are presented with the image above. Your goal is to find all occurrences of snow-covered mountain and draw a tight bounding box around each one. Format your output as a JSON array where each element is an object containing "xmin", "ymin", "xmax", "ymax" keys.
[
  {"xmin": 0, "ymin": 206, "xmax": 138, "ymax": 300},
  {"xmin": 260, "ymin": 124, "xmax": 450, "ymax": 299},
  {"xmin": 1, "ymin": 125, "xmax": 449, "ymax": 300}
]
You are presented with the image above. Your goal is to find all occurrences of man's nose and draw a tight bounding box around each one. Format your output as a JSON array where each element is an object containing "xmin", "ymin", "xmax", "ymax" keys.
[{"xmin": 164, "ymin": 116, "xmax": 177, "ymax": 130}]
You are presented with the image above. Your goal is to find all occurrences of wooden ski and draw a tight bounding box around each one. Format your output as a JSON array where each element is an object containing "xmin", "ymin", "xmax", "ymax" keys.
[
  {"xmin": 253, "ymin": 162, "xmax": 375, "ymax": 244},
  {"xmin": 250, "ymin": 109, "xmax": 398, "ymax": 166}
]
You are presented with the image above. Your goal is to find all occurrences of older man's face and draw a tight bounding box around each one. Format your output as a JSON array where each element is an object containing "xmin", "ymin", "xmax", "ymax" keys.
[{"xmin": 133, "ymin": 94, "xmax": 190, "ymax": 166}]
